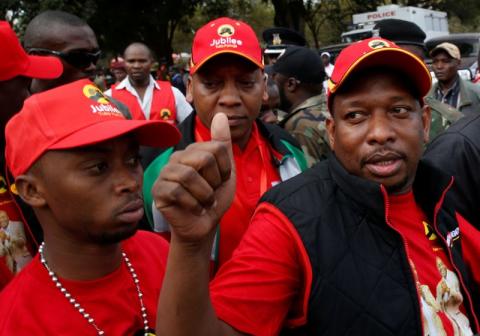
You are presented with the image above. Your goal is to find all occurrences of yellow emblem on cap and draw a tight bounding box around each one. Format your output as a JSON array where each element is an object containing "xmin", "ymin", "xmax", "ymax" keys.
[
  {"xmin": 368, "ymin": 39, "xmax": 390, "ymax": 50},
  {"xmin": 217, "ymin": 24, "xmax": 235, "ymax": 37},
  {"xmin": 83, "ymin": 84, "xmax": 110, "ymax": 104}
]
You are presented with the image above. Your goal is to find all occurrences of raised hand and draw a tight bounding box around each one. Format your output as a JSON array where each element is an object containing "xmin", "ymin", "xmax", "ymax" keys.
[{"xmin": 152, "ymin": 113, "xmax": 236, "ymax": 244}]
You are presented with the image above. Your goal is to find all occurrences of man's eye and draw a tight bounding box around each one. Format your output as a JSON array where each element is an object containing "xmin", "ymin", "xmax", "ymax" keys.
[
  {"xmin": 126, "ymin": 154, "xmax": 142, "ymax": 167},
  {"xmin": 240, "ymin": 80, "xmax": 255, "ymax": 88},
  {"xmin": 89, "ymin": 162, "xmax": 108, "ymax": 174},
  {"xmin": 203, "ymin": 80, "xmax": 218, "ymax": 89},
  {"xmin": 345, "ymin": 112, "xmax": 361, "ymax": 120},
  {"xmin": 392, "ymin": 106, "xmax": 411, "ymax": 116}
]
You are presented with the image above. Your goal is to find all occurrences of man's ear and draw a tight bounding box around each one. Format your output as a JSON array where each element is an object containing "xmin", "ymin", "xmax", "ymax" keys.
[
  {"xmin": 262, "ymin": 73, "xmax": 269, "ymax": 102},
  {"xmin": 326, "ymin": 116, "xmax": 335, "ymax": 150},
  {"xmin": 14, "ymin": 174, "xmax": 47, "ymax": 208},
  {"xmin": 286, "ymin": 77, "xmax": 298, "ymax": 92},
  {"xmin": 421, "ymin": 104, "xmax": 431, "ymax": 144},
  {"xmin": 186, "ymin": 75, "xmax": 193, "ymax": 103}
]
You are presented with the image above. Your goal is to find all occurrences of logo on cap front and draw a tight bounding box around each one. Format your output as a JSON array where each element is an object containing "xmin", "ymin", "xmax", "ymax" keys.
[
  {"xmin": 210, "ymin": 23, "xmax": 243, "ymax": 48},
  {"xmin": 368, "ymin": 39, "xmax": 390, "ymax": 50},
  {"xmin": 82, "ymin": 84, "xmax": 123, "ymax": 117},
  {"xmin": 83, "ymin": 84, "xmax": 110, "ymax": 104},
  {"xmin": 217, "ymin": 24, "xmax": 235, "ymax": 37}
]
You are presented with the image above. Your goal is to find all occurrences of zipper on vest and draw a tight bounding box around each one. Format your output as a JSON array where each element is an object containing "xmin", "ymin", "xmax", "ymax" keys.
[
  {"xmin": 380, "ymin": 185, "xmax": 424, "ymax": 336},
  {"xmin": 431, "ymin": 177, "xmax": 480, "ymax": 331}
]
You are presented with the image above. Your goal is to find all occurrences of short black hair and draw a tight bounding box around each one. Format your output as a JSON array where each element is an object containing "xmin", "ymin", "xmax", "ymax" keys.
[
  {"xmin": 123, "ymin": 42, "xmax": 154, "ymax": 60},
  {"xmin": 24, "ymin": 10, "xmax": 89, "ymax": 47}
]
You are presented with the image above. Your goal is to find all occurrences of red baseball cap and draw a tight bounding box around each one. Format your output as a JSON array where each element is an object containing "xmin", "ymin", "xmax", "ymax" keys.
[
  {"xmin": 190, "ymin": 17, "xmax": 263, "ymax": 74},
  {"xmin": 0, "ymin": 21, "xmax": 62, "ymax": 81},
  {"xmin": 6, "ymin": 79, "xmax": 181, "ymax": 177},
  {"xmin": 327, "ymin": 37, "xmax": 431, "ymax": 112}
]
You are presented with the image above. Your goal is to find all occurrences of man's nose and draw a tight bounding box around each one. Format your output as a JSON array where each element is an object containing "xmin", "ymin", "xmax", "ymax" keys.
[
  {"xmin": 366, "ymin": 112, "xmax": 396, "ymax": 145},
  {"xmin": 218, "ymin": 81, "xmax": 242, "ymax": 107}
]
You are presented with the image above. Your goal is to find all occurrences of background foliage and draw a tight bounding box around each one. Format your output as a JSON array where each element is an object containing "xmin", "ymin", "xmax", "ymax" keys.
[{"xmin": 2, "ymin": 0, "xmax": 479, "ymax": 64}]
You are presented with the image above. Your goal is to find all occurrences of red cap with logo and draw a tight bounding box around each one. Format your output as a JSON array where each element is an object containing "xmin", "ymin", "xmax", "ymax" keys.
[
  {"xmin": 0, "ymin": 21, "xmax": 62, "ymax": 81},
  {"xmin": 6, "ymin": 79, "xmax": 181, "ymax": 177},
  {"xmin": 190, "ymin": 17, "xmax": 263, "ymax": 74},
  {"xmin": 327, "ymin": 37, "xmax": 431, "ymax": 112}
]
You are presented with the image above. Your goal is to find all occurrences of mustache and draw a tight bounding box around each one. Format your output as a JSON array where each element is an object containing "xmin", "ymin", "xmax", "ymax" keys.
[{"xmin": 360, "ymin": 147, "xmax": 406, "ymax": 167}]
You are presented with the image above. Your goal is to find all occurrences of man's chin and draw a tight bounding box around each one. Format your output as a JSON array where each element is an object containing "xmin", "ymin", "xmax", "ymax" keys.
[
  {"xmin": 89, "ymin": 222, "xmax": 139, "ymax": 245},
  {"xmin": 383, "ymin": 176, "xmax": 412, "ymax": 195}
]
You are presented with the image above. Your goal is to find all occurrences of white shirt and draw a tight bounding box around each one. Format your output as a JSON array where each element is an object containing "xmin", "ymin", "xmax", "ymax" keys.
[
  {"xmin": 105, "ymin": 75, "xmax": 192, "ymax": 123},
  {"xmin": 323, "ymin": 63, "xmax": 335, "ymax": 93}
]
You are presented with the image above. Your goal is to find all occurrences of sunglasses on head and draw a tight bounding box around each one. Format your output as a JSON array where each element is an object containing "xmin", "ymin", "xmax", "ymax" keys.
[{"xmin": 27, "ymin": 48, "xmax": 101, "ymax": 69}]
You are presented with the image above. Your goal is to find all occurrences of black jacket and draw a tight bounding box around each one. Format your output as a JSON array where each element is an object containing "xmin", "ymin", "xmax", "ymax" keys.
[
  {"xmin": 261, "ymin": 155, "xmax": 479, "ymax": 335},
  {"xmin": 424, "ymin": 113, "xmax": 480, "ymax": 230}
]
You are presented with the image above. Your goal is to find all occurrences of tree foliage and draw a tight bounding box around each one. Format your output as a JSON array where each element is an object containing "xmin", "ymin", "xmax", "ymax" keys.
[{"xmin": 1, "ymin": 0, "xmax": 479, "ymax": 62}]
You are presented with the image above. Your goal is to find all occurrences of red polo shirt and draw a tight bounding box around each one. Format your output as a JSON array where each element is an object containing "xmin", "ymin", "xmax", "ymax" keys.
[{"xmin": 195, "ymin": 116, "xmax": 281, "ymax": 269}]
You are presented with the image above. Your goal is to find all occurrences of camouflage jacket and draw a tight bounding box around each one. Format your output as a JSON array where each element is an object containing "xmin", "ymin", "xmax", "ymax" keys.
[
  {"xmin": 279, "ymin": 93, "xmax": 330, "ymax": 167},
  {"xmin": 425, "ymin": 96, "xmax": 463, "ymax": 142}
]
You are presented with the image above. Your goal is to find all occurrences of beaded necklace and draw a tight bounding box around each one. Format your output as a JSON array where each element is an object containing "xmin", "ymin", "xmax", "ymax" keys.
[{"xmin": 38, "ymin": 242, "xmax": 156, "ymax": 336}]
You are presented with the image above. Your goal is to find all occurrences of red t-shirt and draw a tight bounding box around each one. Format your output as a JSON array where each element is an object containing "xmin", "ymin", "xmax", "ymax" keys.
[
  {"xmin": 210, "ymin": 195, "xmax": 480, "ymax": 335},
  {"xmin": 195, "ymin": 117, "xmax": 281, "ymax": 269},
  {"xmin": 0, "ymin": 174, "xmax": 35, "ymax": 290},
  {"xmin": 0, "ymin": 231, "xmax": 168, "ymax": 335},
  {"xmin": 387, "ymin": 191, "xmax": 473, "ymax": 336}
]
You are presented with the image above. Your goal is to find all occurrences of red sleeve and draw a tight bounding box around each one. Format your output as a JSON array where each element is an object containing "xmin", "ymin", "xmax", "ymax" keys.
[
  {"xmin": 210, "ymin": 202, "xmax": 312, "ymax": 336},
  {"xmin": 456, "ymin": 212, "xmax": 480, "ymax": 286}
]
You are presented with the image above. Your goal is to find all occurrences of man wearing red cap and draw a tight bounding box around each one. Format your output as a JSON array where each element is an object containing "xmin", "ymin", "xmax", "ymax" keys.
[
  {"xmin": 0, "ymin": 78, "xmax": 196, "ymax": 334},
  {"xmin": 0, "ymin": 21, "xmax": 62, "ymax": 290},
  {"xmin": 142, "ymin": 17, "xmax": 306, "ymax": 272},
  {"xmin": 153, "ymin": 38, "xmax": 480, "ymax": 335}
]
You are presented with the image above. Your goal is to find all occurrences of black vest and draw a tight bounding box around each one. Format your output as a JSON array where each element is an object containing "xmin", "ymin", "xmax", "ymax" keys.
[{"xmin": 261, "ymin": 155, "xmax": 479, "ymax": 335}]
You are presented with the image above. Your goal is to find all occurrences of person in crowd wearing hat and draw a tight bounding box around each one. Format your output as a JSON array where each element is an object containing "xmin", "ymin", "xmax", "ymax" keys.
[
  {"xmin": 110, "ymin": 56, "xmax": 127, "ymax": 84},
  {"xmin": 273, "ymin": 46, "xmax": 330, "ymax": 166},
  {"xmin": 0, "ymin": 78, "xmax": 182, "ymax": 334},
  {"xmin": 105, "ymin": 42, "xmax": 192, "ymax": 124},
  {"xmin": 320, "ymin": 51, "xmax": 334, "ymax": 92},
  {"xmin": 375, "ymin": 18, "xmax": 464, "ymax": 140},
  {"xmin": 0, "ymin": 21, "xmax": 62, "ymax": 290},
  {"xmin": 262, "ymin": 27, "xmax": 306, "ymax": 65},
  {"xmin": 153, "ymin": 37, "xmax": 480, "ymax": 335},
  {"xmin": 429, "ymin": 42, "xmax": 480, "ymax": 117},
  {"xmin": 23, "ymin": 10, "xmax": 132, "ymax": 121},
  {"xmin": 142, "ymin": 17, "xmax": 306, "ymax": 273}
]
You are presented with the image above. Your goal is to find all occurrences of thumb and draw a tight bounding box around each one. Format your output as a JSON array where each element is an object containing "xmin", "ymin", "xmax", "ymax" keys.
[{"xmin": 210, "ymin": 112, "xmax": 234, "ymax": 166}]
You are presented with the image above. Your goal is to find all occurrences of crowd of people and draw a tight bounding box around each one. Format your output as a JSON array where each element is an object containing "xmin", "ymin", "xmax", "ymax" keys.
[{"xmin": 0, "ymin": 9, "xmax": 479, "ymax": 336}]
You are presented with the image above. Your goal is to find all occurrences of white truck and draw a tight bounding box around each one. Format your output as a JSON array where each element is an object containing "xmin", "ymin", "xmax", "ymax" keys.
[{"xmin": 341, "ymin": 4, "xmax": 449, "ymax": 43}]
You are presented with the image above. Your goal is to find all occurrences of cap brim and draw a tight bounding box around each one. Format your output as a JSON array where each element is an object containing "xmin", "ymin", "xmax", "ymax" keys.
[
  {"xmin": 191, "ymin": 50, "xmax": 263, "ymax": 74},
  {"xmin": 331, "ymin": 47, "xmax": 431, "ymax": 98},
  {"xmin": 22, "ymin": 55, "xmax": 63, "ymax": 79},
  {"xmin": 49, "ymin": 119, "xmax": 181, "ymax": 150}
]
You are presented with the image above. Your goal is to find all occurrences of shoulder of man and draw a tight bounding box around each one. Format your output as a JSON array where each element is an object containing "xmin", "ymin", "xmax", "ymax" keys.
[
  {"xmin": 425, "ymin": 96, "xmax": 463, "ymax": 141},
  {"xmin": 260, "ymin": 159, "xmax": 331, "ymax": 206},
  {"xmin": 461, "ymin": 78, "xmax": 480, "ymax": 98}
]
